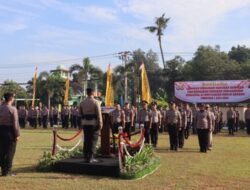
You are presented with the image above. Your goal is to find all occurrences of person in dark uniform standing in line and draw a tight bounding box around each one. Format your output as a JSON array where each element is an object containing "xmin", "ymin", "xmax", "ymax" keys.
[
  {"xmin": 218, "ymin": 107, "xmax": 223, "ymax": 132},
  {"xmin": 64, "ymin": 106, "xmax": 70, "ymax": 129},
  {"xmin": 183, "ymin": 103, "xmax": 192, "ymax": 139},
  {"xmin": 165, "ymin": 101, "xmax": 181, "ymax": 151},
  {"xmin": 196, "ymin": 103, "xmax": 211, "ymax": 153},
  {"xmin": 0, "ymin": 93, "xmax": 20, "ymax": 176},
  {"xmin": 112, "ymin": 103, "xmax": 125, "ymax": 135},
  {"xmin": 80, "ymin": 88, "xmax": 103, "ymax": 163},
  {"xmin": 53, "ymin": 106, "xmax": 59, "ymax": 127},
  {"xmin": 191, "ymin": 104, "xmax": 198, "ymax": 134},
  {"xmin": 37, "ymin": 107, "xmax": 42, "ymax": 127},
  {"xmin": 227, "ymin": 106, "xmax": 236, "ymax": 135},
  {"xmin": 123, "ymin": 102, "xmax": 134, "ymax": 140},
  {"xmin": 49, "ymin": 107, "xmax": 54, "ymax": 127},
  {"xmin": 28, "ymin": 107, "xmax": 33, "ymax": 127},
  {"xmin": 244, "ymin": 104, "xmax": 250, "ymax": 135},
  {"xmin": 31, "ymin": 107, "xmax": 38, "ymax": 128},
  {"xmin": 158, "ymin": 106, "xmax": 165, "ymax": 133},
  {"xmin": 18, "ymin": 105, "xmax": 27, "ymax": 128},
  {"xmin": 41, "ymin": 106, "xmax": 49, "ymax": 129},
  {"xmin": 233, "ymin": 106, "xmax": 239, "ymax": 132},
  {"xmin": 138, "ymin": 100, "xmax": 151, "ymax": 144},
  {"xmin": 178, "ymin": 103, "xmax": 187, "ymax": 148},
  {"xmin": 150, "ymin": 102, "xmax": 161, "ymax": 147},
  {"xmin": 69, "ymin": 106, "xmax": 74, "ymax": 128},
  {"xmin": 71, "ymin": 104, "xmax": 78, "ymax": 129}
]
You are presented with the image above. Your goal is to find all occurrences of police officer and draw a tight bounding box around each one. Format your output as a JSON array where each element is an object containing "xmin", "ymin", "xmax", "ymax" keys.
[
  {"xmin": 18, "ymin": 105, "xmax": 27, "ymax": 128},
  {"xmin": 41, "ymin": 106, "xmax": 49, "ymax": 129},
  {"xmin": 71, "ymin": 105, "xmax": 78, "ymax": 129},
  {"xmin": 158, "ymin": 106, "xmax": 165, "ymax": 133},
  {"xmin": 0, "ymin": 93, "xmax": 20, "ymax": 176},
  {"xmin": 38, "ymin": 107, "xmax": 42, "ymax": 127},
  {"xmin": 53, "ymin": 106, "xmax": 59, "ymax": 126},
  {"xmin": 233, "ymin": 107, "xmax": 239, "ymax": 132},
  {"xmin": 112, "ymin": 103, "xmax": 125, "ymax": 135},
  {"xmin": 165, "ymin": 101, "xmax": 181, "ymax": 151},
  {"xmin": 61, "ymin": 106, "xmax": 70, "ymax": 129},
  {"xmin": 178, "ymin": 103, "xmax": 187, "ymax": 148},
  {"xmin": 49, "ymin": 107, "xmax": 54, "ymax": 127},
  {"xmin": 244, "ymin": 104, "xmax": 250, "ymax": 135},
  {"xmin": 28, "ymin": 107, "xmax": 33, "ymax": 127},
  {"xmin": 183, "ymin": 103, "xmax": 192, "ymax": 139},
  {"xmin": 31, "ymin": 107, "xmax": 38, "ymax": 128},
  {"xmin": 206, "ymin": 104, "xmax": 215, "ymax": 150},
  {"xmin": 227, "ymin": 106, "xmax": 236, "ymax": 135},
  {"xmin": 196, "ymin": 103, "xmax": 211, "ymax": 153},
  {"xmin": 218, "ymin": 107, "xmax": 223, "ymax": 132},
  {"xmin": 191, "ymin": 104, "xmax": 198, "ymax": 134},
  {"xmin": 123, "ymin": 102, "xmax": 134, "ymax": 140},
  {"xmin": 80, "ymin": 88, "xmax": 103, "ymax": 163},
  {"xmin": 150, "ymin": 102, "xmax": 161, "ymax": 147},
  {"xmin": 138, "ymin": 100, "xmax": 151, "ymax": 144}
]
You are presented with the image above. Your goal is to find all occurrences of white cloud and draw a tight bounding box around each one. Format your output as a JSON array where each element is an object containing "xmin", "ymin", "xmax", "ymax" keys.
[
  {"xmin": 36, "ymin": 0, "xmax": 118, "ymax": 23},
  {"xmin": 0, "ymin": 19, "xmax": 27, "ymax": 33},
  {"xmin": 0, "ymin": 4, "xmax": 37, "ymax": 17},
  {"xmin": 117, "ymin": 0, "xmax": 250, "ymax": 51}
]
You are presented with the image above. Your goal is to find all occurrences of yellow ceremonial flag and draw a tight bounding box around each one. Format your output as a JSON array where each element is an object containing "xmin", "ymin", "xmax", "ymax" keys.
[
  {"xmin": 105, "ymin": 64, "xmax": 114, "ymax": 107},
  {"xmin": 140, "ymin": 63, "xmax": 152, "ymax": 103},
  {"xmin": 64, "ymin": 77, "xmax": 69, "ymax": 106},
  {"xmin": 32, "ymin": 67, "xmax": 37, "ymax": 108}
]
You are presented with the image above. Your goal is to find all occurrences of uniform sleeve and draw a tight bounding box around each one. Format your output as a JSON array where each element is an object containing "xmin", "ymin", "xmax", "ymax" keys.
[
  {"xmin": 95, "ymin": 102, "xmax": 103, "ymax": 129},
  {"xmin": 12, "ymin": 108, "xmax": 20, "ymax": 137}
]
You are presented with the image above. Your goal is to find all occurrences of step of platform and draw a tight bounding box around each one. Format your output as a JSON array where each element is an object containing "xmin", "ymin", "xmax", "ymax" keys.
[{"xmin": 53, "ymin": 157, "xmax": 120, "ymax": 177}]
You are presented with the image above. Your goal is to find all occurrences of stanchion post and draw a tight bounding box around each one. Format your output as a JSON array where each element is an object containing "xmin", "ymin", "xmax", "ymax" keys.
[{"xmin": 52, "ymin": 126, "xmax": 57, "ymax": 155}]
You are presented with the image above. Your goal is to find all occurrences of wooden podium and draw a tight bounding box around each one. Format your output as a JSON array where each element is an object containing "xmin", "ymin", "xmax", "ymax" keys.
[{"xmin": 101, "ymin": 107, "xmax": 116, "ymax": 156}]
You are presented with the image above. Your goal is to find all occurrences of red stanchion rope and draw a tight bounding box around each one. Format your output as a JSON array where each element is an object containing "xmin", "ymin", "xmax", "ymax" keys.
[
  {"xmin": 56, "ymin": 129, "xmax": 83, "ymax": 141},
  {"xmin": 122, "ymin": 129, "xmax": 145, "ymax": 148}
]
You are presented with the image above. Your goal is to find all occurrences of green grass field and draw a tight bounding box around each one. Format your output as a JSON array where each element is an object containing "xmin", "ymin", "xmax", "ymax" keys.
[{"xmin": 1, "ymin": 128, "xmax": 250, "ymax": 190}]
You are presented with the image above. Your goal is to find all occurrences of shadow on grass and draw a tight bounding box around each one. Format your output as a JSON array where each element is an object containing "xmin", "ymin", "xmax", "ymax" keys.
[
  {"xmin": 14, "ymin": 165, "xmax": 37, "ymax": 173},
  {"xmin": 155, "ymin": 147, "xmax": 200, "ymax": 154}
]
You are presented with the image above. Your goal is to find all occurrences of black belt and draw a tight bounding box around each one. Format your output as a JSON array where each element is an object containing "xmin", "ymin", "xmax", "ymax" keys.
[{"xmin": 82, "ymin": 114, "xmax": 97, "ymax": 120}]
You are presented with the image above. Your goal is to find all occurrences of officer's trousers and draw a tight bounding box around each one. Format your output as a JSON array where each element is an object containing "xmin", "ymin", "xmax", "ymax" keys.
[
  {"xmin": 124, "ymin": 122, "xmax": 131, "ymax": 140},
  {"xmin": 42, "ymin": 116, "xmax": 48, "ymax": 128},
  {"xmin": 168, "ymin": 123, "xmax": 179, "ymax": 150},
  {"xmin": 246, "ymin": 119, "xmax": 250, "ymax": 135},
  {"xmin": 143, "ymin": 122, "xmax": 150, "ymax": 144},
  {"xmin": 0, "ymin": 125, "xmax": 17, "ymax": 175},
  {"xmin": 192, "ymin": 117, "xmax": 197, "ymax": 134},
  {"xmin": 184, "ymin": 122, "xmax": 191, "ymax": 139},
  {"xmin": 83, "ymin": 125, "xmax": 99, "ymax": 159},
  {"xmin": 228, "ymin": 119, "xmax": 235, "ymax": 135},
  {"xmin": 150, "ymin": 123, "xmax": 158, "ymax": 147},
  {"xmin": 197, "ymin": 128, "xmax": 209, "ymax": 152},
  {"xmin": 19, "ymin": 118, "xmax": 26, "ymax": 128},
  {"xmin": 178, "ymin": 128, "xmax": 185, "ymax": 148}
]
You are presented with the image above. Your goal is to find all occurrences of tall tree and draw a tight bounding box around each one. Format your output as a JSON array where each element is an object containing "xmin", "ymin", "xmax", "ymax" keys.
[
  {"xmin": 228, "ymin": 45, "xmax": 250, "ymax": 63},
  {"xmin": 69, "ymin": 57, "xmax": 103, "ymax": 96},
  {"xmin": 145, "ymin": 13, "xmax": 170, "ymax": 68}
]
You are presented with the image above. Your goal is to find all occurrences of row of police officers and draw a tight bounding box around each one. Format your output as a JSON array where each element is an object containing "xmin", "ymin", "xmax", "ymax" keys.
[{"xmin": 17, "ymin": 105, "xmax": 82, "ymax": 129}]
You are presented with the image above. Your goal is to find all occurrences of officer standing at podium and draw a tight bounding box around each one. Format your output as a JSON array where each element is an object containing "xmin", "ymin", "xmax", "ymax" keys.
[{"xmin": 80, "ymin": 88, "xmax": 103, "ymax": 163}]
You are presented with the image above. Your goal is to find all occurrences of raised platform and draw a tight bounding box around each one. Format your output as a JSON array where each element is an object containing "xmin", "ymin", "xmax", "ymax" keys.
[{"xmin": 53, "ymin": 157, "xmax": 120, "ymax": 177}]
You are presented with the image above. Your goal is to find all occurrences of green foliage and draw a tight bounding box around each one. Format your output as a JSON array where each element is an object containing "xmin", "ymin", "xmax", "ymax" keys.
[
  {"xmin": 36, "ymin": 149, "xmax": 82, "ymax": 172},
  {"xmin": 122, "ymin": 145, "xmax": 159, "ymax": 176},
  {"xmin": 0, "ymin": 80, "xmax": 27, "ymax": 99},
  {"xmin": 229, "ymin": 45, "xmax": 250, "ymax": 63}
]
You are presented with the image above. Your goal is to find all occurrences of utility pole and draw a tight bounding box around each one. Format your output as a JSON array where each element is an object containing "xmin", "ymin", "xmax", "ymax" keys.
[{"xmin": 118, "ymin": 51, "xmax": 131, "ymax": 103}]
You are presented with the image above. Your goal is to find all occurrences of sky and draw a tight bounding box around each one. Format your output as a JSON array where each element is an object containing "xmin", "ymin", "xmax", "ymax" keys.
[{"xmin": 0, "ymin": 0, "xmax": 250, "ymax": 83}]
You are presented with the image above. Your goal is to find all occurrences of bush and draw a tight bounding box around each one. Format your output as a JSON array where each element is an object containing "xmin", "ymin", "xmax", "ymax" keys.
[
  {"xmin": 121, "ymin": 145, "xmax": 160, "ymax": 179},
  {"xmin": 37, "ymin": 149, "xmax": 82, "ymax": 172}
]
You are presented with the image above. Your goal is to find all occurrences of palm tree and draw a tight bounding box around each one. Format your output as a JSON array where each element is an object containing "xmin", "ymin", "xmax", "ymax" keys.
[
  {"xmin": 145, "ymin": 13, "xmax": 170, "ymax": 68},
  {"xmin": 69, "ymin": 57, "xmax": 103, "ymax": 96}
]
